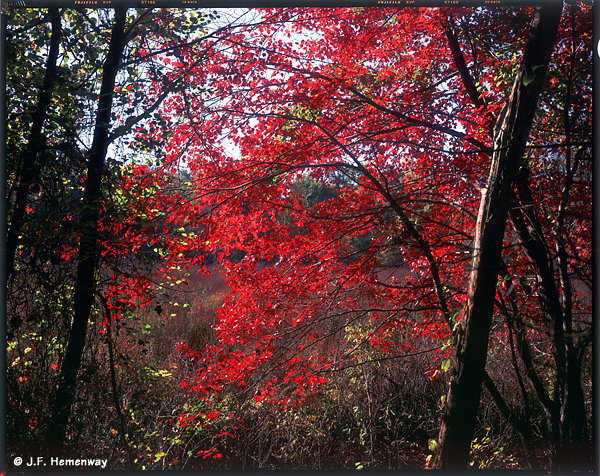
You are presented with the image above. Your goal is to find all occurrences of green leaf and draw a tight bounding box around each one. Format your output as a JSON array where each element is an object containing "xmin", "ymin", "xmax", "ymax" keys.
[
  {"xmin": 523, "ymin": 75, "xmax": 535, "ymax": 86},
  {"xmin": 428, "ymin": 439, "xmax": 438, "ymax": 452},
  {"xmin": 441, "ymin": 359, "xmax": 451, "ymax": 373}
]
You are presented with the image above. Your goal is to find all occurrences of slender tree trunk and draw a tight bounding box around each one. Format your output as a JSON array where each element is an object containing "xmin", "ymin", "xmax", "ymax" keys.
[
  {"xmin": 561, "ymin": 349, "xmax": 589, "ymax": 467},
  {"xmin": 434, "ymin": 5, "xmax": 562, "ymax": 469},
  {"xmin": 6, "ymin": 8, "xmax": 61, "ymax": 281},
  {"xmin": 48, "ymin": 8, "xmax": 128, "ymax": 443},
  {"xmin": 554, "ymin": 3, "xmax": 591, "ymax": 459},
  {"xmin": 511, "ymin": 114, "xmax": 590, "ymax": 470},
  {"xmin": 510, "ymin": 171, "xmax": 563, "ymax": 439}
]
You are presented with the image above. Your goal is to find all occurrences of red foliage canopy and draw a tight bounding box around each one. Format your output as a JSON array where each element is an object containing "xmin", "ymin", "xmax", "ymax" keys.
[{"xmin": 130, "ymin": 6, "xmax": 591, "ymax": 409}]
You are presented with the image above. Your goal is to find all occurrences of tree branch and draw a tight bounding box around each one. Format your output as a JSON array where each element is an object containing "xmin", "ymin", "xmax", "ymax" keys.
[{"xmin": 444, "ymin": 15, "xmax": 485, "ymax": 109}]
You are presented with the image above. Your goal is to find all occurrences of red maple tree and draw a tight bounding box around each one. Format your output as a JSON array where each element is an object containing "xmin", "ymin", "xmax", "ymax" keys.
[{"xmin": 138, "ymin": 5, "xmax": 591, "ymax": 469}]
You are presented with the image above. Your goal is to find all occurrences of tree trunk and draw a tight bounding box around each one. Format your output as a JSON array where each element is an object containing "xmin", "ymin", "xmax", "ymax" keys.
[
  {"xmin": 509, "ymin": 171, "xmax": 563, "ymax": 439},
  {"xmin": 48, "ymin": 8, "xmax": 128, "ymax": 443},
  {"xmin": 434, "ymin": 5, "xmax": 562, "ymax": 469},
  {"xmin": 560, "ymin": 349, "xmax": 589, "ymax": 467},
  {"xmin": 6, "ymin": 8, "xmax": 61, "ymax": 281},
  {"xmin": 510, "ymin": 93, "xmax": 591, "ymax": 471}
]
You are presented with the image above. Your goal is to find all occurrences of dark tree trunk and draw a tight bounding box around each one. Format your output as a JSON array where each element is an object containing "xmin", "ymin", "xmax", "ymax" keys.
[
  {"xmin": 434, "ymin": 5, "xmax": 562, "ymax": 470},
  {"xmin": 6, "ymin": 8, "xmax": 61, "ymax": 281},
  {"xmin": 510, "ymin": 119, "xmax": 591, "ymax": 470},
  {"xmin": 509, "ymin": 171, "xmax": 563, "ymax": 438},
  {"xmin": 559, "ymin": 336, "xmax": 592, "ymax": 470},
  {"xmin": 48, "ymin": 8, "xmax": 128, "ymax": 443}
]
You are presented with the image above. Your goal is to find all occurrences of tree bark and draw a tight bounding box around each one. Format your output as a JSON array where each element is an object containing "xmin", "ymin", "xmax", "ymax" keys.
[
  {"xmin": 511, "ymin": 146, "xmax": 590, "ymax": 469},
  {"xmin": 48, "ymin": 8, "xmax": 128, "ymax": 443},
  {"xmin": 509, "ymin": 173, "xmax": 564, "ymax": 439},
  {"xmin": 434, "ymin": 5, "xmax": 562, "ymax": 469},
  {"xmin": 6, "ymin": 8, "xmax": 61, "ymax": 282}
]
